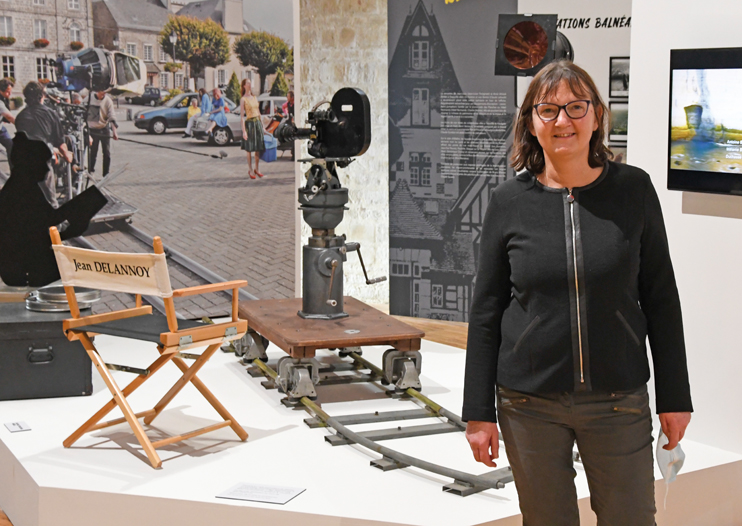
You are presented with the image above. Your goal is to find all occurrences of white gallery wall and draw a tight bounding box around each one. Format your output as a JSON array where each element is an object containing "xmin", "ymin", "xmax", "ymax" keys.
[
  {"xmin": 298, "ymin": 0, "xmax": 389, "ymax": 306},
  {"xmin": 630, "ymin": 0, "xmax": 742, "ymax": 454}
]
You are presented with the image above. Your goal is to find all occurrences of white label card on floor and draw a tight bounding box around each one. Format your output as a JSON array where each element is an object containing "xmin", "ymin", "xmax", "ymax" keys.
[
  {"xmin": 216, "ymin": 482, "xmax": 305, "ymax": 505},
  {"xmin": 4, "ymin": 421, "xmax": 31, "ymax": 433}
]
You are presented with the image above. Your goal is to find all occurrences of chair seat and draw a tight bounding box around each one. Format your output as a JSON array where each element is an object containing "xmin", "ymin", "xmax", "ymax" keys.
[{"xmin": 72, "ymin": 314, "xmax": 204, "ymax": 343}]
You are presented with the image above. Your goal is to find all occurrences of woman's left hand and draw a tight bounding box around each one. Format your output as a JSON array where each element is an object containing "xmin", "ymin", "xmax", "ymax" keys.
[{"xmin": 658, "ymin": 412, "xmax": 691, "ymax": 450}]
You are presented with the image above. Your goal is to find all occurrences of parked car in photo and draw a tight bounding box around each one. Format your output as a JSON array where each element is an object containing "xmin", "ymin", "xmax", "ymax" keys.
[
  {"xmin": 126, "ymin": 86, "xmax": 165, "ymax": 106},
  {"xmin": 134, "ymin": 92, "xmax": 198, "ymax": 134},
  {"xmin": 133, "ymin": 93, "xmax": 237, "ymax": 135},
  {"xmin": 192, "ymin": 93, "xmax": 289, "ymax": 149}
]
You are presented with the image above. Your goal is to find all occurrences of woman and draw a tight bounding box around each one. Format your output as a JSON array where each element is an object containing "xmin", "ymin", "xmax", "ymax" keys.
[
  {"xmin": 239, "ymin": 79, "xmax": 265, "ymax": 179},
  {"xmin": 187, "ymin": 97, "xmax": 199, "ymax": 121},
  {"xmin": 183, "ymin": 88, "xmax": 206, "ymax": 138},
  {"xmin": 204, "ymin": 87, "xmax": 228, "ymax": 138},
  {"xmin": 463, "ymin": 60, "xmax": 692, "ymax": 525}
]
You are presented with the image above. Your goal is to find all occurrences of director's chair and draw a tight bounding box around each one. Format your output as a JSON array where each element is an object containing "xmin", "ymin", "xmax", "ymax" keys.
[{"xmin": 49, "ymin": 226, "xmax": 249, "ymax": 468}]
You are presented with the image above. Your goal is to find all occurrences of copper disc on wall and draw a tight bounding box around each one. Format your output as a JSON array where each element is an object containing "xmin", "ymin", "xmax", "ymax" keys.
[{"xmin": 503, "ymin": 21, "xmax": 549, "ymax": 70}]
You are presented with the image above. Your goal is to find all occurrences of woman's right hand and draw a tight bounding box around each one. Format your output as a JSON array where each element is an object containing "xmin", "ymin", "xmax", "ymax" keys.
[
  {"xmin": 243, "ymin": 131, "xmax": 247, "ymax": 140},
  {"xmin": 465, "ymin": 421, "xmax": 499, "ymax": 467}
]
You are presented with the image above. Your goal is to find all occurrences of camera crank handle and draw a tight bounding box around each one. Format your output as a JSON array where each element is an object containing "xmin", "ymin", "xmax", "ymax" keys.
[
  {"xmin": 326, "ymin": 259, "xmax": 338, "ymax": 307},
  {"xmin": 345, "ymin": 242, "xmax": 388, "ymax": 285}
]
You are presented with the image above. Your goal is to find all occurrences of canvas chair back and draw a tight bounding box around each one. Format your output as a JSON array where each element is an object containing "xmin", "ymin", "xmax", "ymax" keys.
[{"xmin": 52, "ymin": 245, "xmax": 173, "ymax": 298}]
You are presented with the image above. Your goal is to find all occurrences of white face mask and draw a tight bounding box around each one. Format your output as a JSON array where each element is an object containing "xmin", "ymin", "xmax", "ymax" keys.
[{"xmin": 656, "ymin": 429, "xmax": 685, "ymax": 508}]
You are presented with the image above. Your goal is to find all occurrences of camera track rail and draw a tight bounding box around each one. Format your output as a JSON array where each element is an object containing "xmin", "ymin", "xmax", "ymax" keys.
[{"xmin": 245, "ymin": 351, "xmax": 516, "ymax": 497}]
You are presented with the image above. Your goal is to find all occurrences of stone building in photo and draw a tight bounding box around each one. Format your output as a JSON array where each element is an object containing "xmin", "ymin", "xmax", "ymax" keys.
[
  {"xmin": 0, "ymin": 0, "xmax": 94, "ymax": 96},
  {"xmin": 93, "ymin": 0, "xmax": 286, "ymax": 96},
  {"xmin": 92, "ymin": 0, "xmax": 177, "ymax": 89},
  {"xmin": 176, "ymin": 0, "xmax": 260, "ymax": 94}
]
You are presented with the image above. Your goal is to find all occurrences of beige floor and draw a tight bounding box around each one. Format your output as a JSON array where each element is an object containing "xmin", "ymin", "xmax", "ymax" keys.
[
  {"xmin": 0, "ymin": 315, "xmax": 468, "ymax": 526},
  {"xmin": 370, "ymin": 303, "xmax": 469, "ymax": 350}
]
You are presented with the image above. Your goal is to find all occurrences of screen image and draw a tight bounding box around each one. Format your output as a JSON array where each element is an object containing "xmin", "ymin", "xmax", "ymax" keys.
[
  {"xmin": 668, "ymin": 47, "xmax": 742, "ymax": 195},
  {"xmin": 670, "ymin": 69, "xmax": 742, "ymax": 174}
]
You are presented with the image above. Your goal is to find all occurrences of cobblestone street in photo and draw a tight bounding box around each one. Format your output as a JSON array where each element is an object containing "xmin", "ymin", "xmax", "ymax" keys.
[{"xmin": 0, "ymin": 104, "xmax": 297, "ymax": 317}]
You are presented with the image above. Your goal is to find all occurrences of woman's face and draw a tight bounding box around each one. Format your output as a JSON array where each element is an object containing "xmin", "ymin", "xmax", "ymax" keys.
[{"xmin": 529, "ymin": 81, "xmax": 599, "ymax": 165}]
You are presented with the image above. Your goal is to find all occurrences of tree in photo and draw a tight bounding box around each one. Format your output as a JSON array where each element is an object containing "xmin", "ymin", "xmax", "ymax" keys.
[
  {"xmin": 226, "ymin": 72, "xmax": 241, "ymax": 104},
  {"xmin": 270, "ymin": 69, "xmax": 289, "ymax": 96},
  {"xmin": 159, "ymin": 16, "xmax": 230, "ymax": 80},
  {"xmin": 233, "ymin": 31, "xmax": 292, "ymax": 94}
]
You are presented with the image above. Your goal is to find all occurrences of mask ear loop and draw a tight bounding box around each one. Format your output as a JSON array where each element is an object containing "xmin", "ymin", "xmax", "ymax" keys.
[{"xmin": 657, "ymin": 428, "xmax": 686, "ymax": 509}]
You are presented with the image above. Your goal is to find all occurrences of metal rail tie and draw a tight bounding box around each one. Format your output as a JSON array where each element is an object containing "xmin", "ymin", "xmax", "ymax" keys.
[
  {"xmin": 250, "ymin": 357, "xmax": 514, "ymax": 495},
  {"xmin": 349, "ymin": 352, "xmax": 466, "ymax": 428},
  {"xmin": 349, "ymin": 351, "xmax": 581, "ymax": 464}
]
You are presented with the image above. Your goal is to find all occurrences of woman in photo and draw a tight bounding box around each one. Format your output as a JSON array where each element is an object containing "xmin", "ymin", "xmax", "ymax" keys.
[
  {"xmin": 204, "ymin": 87, "xmax": 228, "ymax": 138},
  {"xmin": 463, "ymin": 60, "xmax": 692, "ymax": 525},
  {"xmin": 239, "ymin": 79, "xmax": 265, "ymax": 179},
  {"xmin": 182, "ymin": 88, "xmax": 206, "ymax": 138}
]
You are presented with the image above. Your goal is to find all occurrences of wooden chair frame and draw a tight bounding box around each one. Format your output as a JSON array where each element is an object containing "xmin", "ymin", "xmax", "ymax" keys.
[{"xmin": 50, "ymin": 227, "xmax": 248, "ymax": 468}]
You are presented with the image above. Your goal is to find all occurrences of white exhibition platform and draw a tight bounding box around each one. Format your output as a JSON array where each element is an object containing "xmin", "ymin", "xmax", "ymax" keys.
[{"xmin": 1, "ymin": 335, "xmax": 741, "ymax": 526}]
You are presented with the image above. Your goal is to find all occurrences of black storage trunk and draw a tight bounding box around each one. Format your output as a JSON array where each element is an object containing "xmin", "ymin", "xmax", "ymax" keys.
[{"xmin": 0, "ymin": 303, "xmax": 92, "ymax": 401}]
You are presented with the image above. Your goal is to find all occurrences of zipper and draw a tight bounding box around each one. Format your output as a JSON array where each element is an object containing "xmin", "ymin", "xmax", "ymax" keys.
[
  {"xmin": 500, "ymin": 397, "xmax": 529, "ymax": 407},
  {"xmin": 567, "ymin": 189, "xmax": 585, "ymax": 384},
  {"xmin": 612, "ymin": 406, "xmax": 642, "ymax": 415}
]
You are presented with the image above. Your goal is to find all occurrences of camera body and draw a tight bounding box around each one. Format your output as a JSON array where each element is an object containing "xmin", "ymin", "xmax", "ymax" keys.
[{"xmin": 275, "ymin": 87, "xmax": 371, "ymax": 160}]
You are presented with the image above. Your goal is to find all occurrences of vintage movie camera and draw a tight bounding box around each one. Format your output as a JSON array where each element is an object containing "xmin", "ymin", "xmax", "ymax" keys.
[
  {"xmin": 45, "ymin": 92, "xmax": 87, "ymax": 133},
  {"xmin": 275, "ymin": 87, "xmax": 371, "ymax": 159},
  {"xmin": 275, "ymin": 87, "xmax": 383, "ymax": 319}
]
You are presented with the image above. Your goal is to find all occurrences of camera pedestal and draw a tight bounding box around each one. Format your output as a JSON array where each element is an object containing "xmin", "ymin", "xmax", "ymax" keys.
[{"xmin": 237, "ymin": 297, "xmax": 424, "ymax": 400}]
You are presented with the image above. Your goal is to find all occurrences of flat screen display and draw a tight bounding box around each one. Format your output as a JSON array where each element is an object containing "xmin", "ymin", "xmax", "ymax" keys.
[{"xmin": 668, "ymin": 47, "xmax": 742, "ymax": 194}]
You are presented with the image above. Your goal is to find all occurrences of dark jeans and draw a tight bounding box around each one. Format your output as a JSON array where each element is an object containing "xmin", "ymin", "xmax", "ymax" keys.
[
  {"xmin": 89, "ymin": 133, "xmax": 111, "ymax": 176},
  {"xmin": 497, "ymin": 384, "xmax": 656, "ymax": 526}
]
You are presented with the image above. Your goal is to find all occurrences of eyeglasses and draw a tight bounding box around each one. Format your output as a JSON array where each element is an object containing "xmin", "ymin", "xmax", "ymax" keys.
[{"xmin": 532, "ymin": 100, "xmax": 592, "ymax": 122}]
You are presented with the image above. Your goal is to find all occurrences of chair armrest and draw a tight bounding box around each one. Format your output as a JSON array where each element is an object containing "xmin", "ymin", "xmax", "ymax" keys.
[
  {"xmin": 160, "ymin": 319, "xmax": 247, "ymax": 348},
  {"xmin": 64, "ymin": 306, "xmax": 153, "ymax": 332},
  {"xmin": 171, "ymin": 280, "xmax": 247, "ymax": 298}
]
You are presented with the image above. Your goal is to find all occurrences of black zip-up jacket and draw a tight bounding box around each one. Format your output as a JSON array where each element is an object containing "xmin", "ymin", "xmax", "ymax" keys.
[{"xmin": 462, "ymin": 162, "xmax": 693, "ymax": 423}]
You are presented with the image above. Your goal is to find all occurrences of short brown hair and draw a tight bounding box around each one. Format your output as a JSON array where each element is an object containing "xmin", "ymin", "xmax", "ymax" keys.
[
  {"xmin": 511, "ymin": 60, "xmax": 612, "ymax": 174},
  {"xmin": 0, "ymin": 78, "xmax": 13, "ymax": 93},
  {"xmin": 23, "ymin": 81, "xmax": 46, "ymax": 105}
]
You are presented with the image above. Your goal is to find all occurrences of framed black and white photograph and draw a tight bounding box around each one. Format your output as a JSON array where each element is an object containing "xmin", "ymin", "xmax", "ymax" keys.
[
  {"xmin": 609, "ymin": 143, "xmax": 627, "ymax": 164},
  {"xmin": 609, "ymin": 101, "xmax": 629, "ymax": 142},
  {"xmin": 609, "ymin": 56, "xmax": 630, "ymax": 97}
]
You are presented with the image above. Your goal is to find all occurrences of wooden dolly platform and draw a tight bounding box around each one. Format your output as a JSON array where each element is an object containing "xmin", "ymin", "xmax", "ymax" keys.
[
  {"xmin": 237, "ymin": 297, "xmax": 424, "ymax": 359},
  {"xmin": 237, "ymin": 297, "xmax": 425, "ymax": 399}
]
